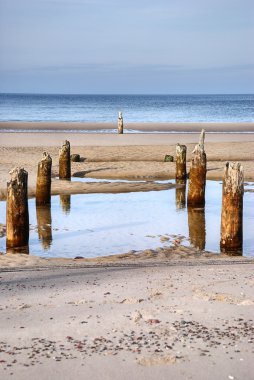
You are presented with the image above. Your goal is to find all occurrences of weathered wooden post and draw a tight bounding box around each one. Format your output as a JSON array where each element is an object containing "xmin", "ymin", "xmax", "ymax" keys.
[
  {"xmin": 60, "ymin": 194, "xmax": 71, "ymax": 214},
  {"xmin": 36, "ymin": 152, "xmax": 52, "ymax": 206},
  {"xmin": 188, "ymin": 207, "xmax": 206, "ymax": 250},
  {"xmin": 6, "ymin": 167, "xmax": 29, "ymax": 252},
  {"xmin": 176, "ymin": 144, "xmax": 187, "ymax": 180},
  {"xmin": 220, "ymin": 162, "xmax": 244, "ymax": 254},
  {"xmin": 118, "ymin": 112, "xmax": 123, "ymax": 134},
  {"xmin": 187, "ymin": 130, "xmax": 206, "ymax": 207},
  {"xmin": 175, "ymin": 179, "xmax": 186, "ymax": 209},
  {"xmin": 36, "ymin": 204, "xmax": 52, "ymax": 250},
  {"xmin": 59, "ymin": 140, "xmax": 71, "ymax": 179}
]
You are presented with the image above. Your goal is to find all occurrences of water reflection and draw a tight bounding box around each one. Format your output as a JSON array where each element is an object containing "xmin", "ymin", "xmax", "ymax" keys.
[
  {"xmin": 60, "ymin": 194, "xmax": 71, "ymax": 214},
  {"xmin": 188, "ymin": 207, "xmax": 206, "ymax": 250},
  {"xmin": 175, "ymin": 179, "xmax": 186, "ymax": 209},
  {"xmin": 36, "ymin": 204, "xmax": 52, "ymax": 250}
]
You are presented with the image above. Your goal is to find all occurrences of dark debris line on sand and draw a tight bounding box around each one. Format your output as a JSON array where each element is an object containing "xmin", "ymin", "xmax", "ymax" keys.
[{"xmin": 0, "ymin": 318, "xmax": 253, "ymax": 371}]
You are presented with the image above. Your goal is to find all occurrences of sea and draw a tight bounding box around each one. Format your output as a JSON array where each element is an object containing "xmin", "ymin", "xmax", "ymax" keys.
[{"xmin": 0, "ymin": 93, "xmax": 253, "ymax": 123}]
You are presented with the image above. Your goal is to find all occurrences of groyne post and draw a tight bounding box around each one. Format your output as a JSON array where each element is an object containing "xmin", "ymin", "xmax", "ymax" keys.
[
  {"xmin": 220, "ymin": 162, "xmax": 244, "ymax": 253},
  {"xmin": 176, "ymin": 143, "xmax": 187, "ymax": 180},
  {"xmin": 6, "ymin": 167, "xmax": 29, "ymax": 251},
  {"xmin": 187, "ymin": 129, "xmax": 206, "ymax": 207},
  {"xmin": 36, "ymin": 152, "xmax": 52, "ymax": 206},
  {"xmin": 118, "ymin": 112, "xmax": 123, "ymax": 134},
  {"xmin": 59, "ymin": 140, "xmax": 71, "ymax": 179}
]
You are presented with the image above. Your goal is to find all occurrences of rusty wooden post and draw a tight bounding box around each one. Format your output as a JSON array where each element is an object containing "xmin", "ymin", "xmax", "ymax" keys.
[
  {"xmin": 60, "ymin": 194, "xmax": 71, "ymax": 214},
  {"xmin": 220, "ymin": 162, "xmax": 244, "ymax": 254},
  {"xmin": 118, "ymin": 112, "xmax": 123, "ymax": 134},
  {"xmin": 36, "ymin": 204, "xmax": 52, "ymax": 250},
  {"xmin": 36, "ymin": 152, "xmax": 52, "ymax": 206},
  {"xmin": 59, "ymin": 140, "xmax": 71, "ymax": 179},
  {"xmin": 176, "ymin": 144, "xmax": 187, "ymax": 180},
  {"xmin": 6, "ymin": 168, "xmax": 29, "ymax": 252},
  {"xmin": 188, "ymin": 207, "xmax": 206, "ymax": 250},
  {"xmin": 175, "ymin": 179, "xmax": 186, "ymax": 209},
  {"xmin": 187, "ymin": 130, "xmax": 206, "ymax": 207}
]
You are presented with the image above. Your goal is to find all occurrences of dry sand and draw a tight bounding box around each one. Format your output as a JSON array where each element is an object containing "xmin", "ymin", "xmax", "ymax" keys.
[
  {"xmin": 0, "ymin": 125, "xmax": 254, "ymax": 379},
  {"xmin": 0, "ymin": 259, "xmax": 253, "ymax": 380}
]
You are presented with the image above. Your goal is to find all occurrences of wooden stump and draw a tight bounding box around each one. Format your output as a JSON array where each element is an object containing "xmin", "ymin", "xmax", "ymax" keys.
[
  {"xmin": 220, "ymin": 162, "xmax": 244, "ymax": 254},
  {"xmin": 36, "ymin": 204, "xmax": 52, "ymax": 250},
  {"xmin": 36, "ymin": 152, "xmax": 52, "ymax": 206},
  {"xmin": 6, "ymin": 167, "xmax": 29, "ymax": 252},
  {"xmin": 188, "ymin": 207, "xmax": 206, "ymax": 250},
  {"xmin": 118, "ymin": 112, "xmax": 123, "ymax": 134},
  {"xmin": 59, "ymin": 140, "xmax": 71, "ymax": 179},
  {"xmin": 60, "ymin": 194, "xmax": 71, "ymax": 214},
  {"xmin": 187, "ymin": 131, "xmax": 206, "ymax": 207},
  {"xmin": 175, "ymin": 144, "xmax": 187, "ymax": 180},
  {"xmin": 175, "ymin": 179, "xmax": 186, "ymax": 209}
]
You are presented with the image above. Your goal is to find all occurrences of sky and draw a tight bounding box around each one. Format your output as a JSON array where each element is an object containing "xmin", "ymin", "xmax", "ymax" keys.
[{"xmin": 0, "ymin": 0, "xmax": 253, "ymax": 94}]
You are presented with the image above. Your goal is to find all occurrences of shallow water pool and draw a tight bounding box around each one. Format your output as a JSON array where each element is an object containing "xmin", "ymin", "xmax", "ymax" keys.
[{"xmin": 0, "ymin": 180, "xmax": 253, "ymax": 258}]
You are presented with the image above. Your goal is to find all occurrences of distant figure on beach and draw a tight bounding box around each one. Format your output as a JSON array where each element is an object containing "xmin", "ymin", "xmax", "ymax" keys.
[{"xmin": 118, "ymin": 112, "xmax": 123, "ymax": 134}]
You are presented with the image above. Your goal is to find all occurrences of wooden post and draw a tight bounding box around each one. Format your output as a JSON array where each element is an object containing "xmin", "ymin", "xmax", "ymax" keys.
[
  {"xmin": 60, "ymin": 194, "xmax": 71, "ymax": 214},
  {"xmin": 220, "ymin": 162, "xmax": 244, "ymax": 254},
  {"xmin": 187, "ymin": 130, "xmax": 206, "ymax": 207},
  {"xmin": 36, "ymin": 204, "xmax": 52, "ymax": 250},
  {"xmin": 36, "ymin": 152, "xmax": 52, "ymax": 206},
  {"xmin": 188, "ymin": 207, "xmax": 206, "ymax": 250},
  {"xmin": 118, "ymin": 112, "xmax": 123, "ymax": 134},
  {"xmin": 6, "ymin": 167, "xmax": 29, "ymax": 252},
  {"xmin": 176, "ymin": 144, "xmax": 187, "ymax": 180},
  {"xmin": 59, "ymin": 140, "xmax": 71, "ymax": 179},
  {"xmin": 175, "ymin": 179, "xmax": 186, "ymax": 209}
]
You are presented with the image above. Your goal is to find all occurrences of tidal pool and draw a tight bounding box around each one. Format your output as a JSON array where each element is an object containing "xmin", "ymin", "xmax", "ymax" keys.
[{"xmin": 0, "ymin": 180, "xmax": 253, "ymax": 258}]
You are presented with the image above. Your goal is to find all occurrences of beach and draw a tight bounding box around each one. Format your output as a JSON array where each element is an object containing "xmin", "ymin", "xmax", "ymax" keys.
[
  {"xmin": 0, "ymin": 259, "xmax": 254, "ymax": 380},
  {"xmin": 0, "ymin": 123, "xmax": 254, "ymax": 200},
  {"xmin": 0, "ymin": 123, "xmax": 254, "ymax": 379}
]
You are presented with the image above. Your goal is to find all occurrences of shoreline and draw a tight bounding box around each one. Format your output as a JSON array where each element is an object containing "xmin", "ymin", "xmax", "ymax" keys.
[{"xmin": 1, "ymin": 121, "xmax": 254, "ymax": 133}]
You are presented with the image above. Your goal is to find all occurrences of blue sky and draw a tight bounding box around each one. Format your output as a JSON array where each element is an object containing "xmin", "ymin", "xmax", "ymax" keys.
[{"xmin": 0, "ymin": 0, "xmax": 253, "ymax": 94}]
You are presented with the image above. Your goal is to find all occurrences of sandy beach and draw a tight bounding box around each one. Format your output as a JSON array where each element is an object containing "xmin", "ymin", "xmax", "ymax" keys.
[
  {"xmin": 0, "ymin": 124, "xmax": 254, "ymax": 379},
  {"xmin": 0, "ymin": 123, "xmax": 254, "ymax": 199},
  {"xmin": 0, "ymin": 258, "xmax": 254, "ymax": 380}
]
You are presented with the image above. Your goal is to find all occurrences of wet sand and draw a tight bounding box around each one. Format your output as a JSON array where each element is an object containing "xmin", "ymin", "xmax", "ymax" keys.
[
  {"xmin": 0, "ymin": 129, "xmax": 254, "ymax": 199},
  {"xmin": 1, "ymin": 121, "xmax": 254, "ymax": 133}
]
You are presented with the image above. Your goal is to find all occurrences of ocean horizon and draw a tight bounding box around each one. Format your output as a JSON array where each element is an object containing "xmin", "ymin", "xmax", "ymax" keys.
[{"xmin": 0, "ymin": 93, "xmax": 253, "ymax": 123}]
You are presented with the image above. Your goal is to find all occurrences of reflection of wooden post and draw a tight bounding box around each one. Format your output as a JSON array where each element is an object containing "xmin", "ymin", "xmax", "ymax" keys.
[
  {"xmin": 176, "ymin": 144, "xmax": 187, "ymax": 180},
  {"xmin": 188, "ymin": 207, "xmax": 206, "ymax": 250},
  {"xmin": 187, "ymin": 130, "xmax": 206, "ymax": 207},
  {"xmin": 59, "ymin": 140, "xmax": 71, "ymax": 179},
  {"xmin": 175, "ymin": 179, "xmax": 186, "ymax": 209},
  {"xmin": 6, "ymin": 168, "xmax": 29, "ymax": 251},
  {"xmin": 220, "ymin": 162, "xmax": 243, "ymax": 254},
  {"xmin": 36, "ymin": 152, "xmax": 52, "ymax": 206},
  {"xmin": 118, "ymin": 112, "xmax": 123, "ymax": 134},
  {"xmin": 36, "ymin": 204, "xmax": 52, "ymax": 250},
  {"xmin": 60, "ymin": 194, "xmax": 71, "ymax": 214}
]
